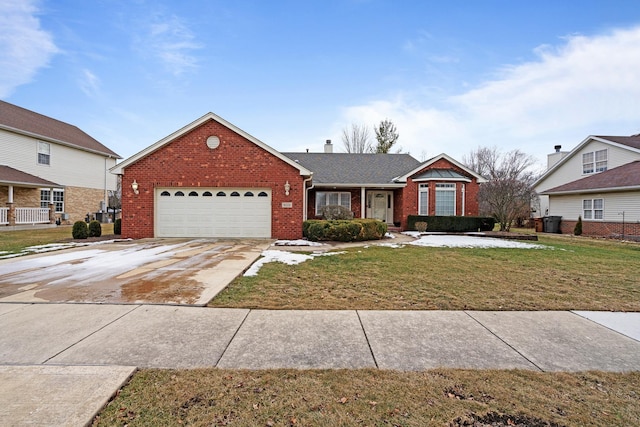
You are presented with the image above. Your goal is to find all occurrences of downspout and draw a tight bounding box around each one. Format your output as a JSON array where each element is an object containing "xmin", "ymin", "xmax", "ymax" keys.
[
  {"xmin": 303, "ymin": 173, "xmax": 314, "ymax": 221},
  {"xmin": 461, "ymin": 183, "xmax": 466, "ymax": 216},
  {"xmin": 361, "ymin": 187, "xmax": 365, "ymax": 219}
]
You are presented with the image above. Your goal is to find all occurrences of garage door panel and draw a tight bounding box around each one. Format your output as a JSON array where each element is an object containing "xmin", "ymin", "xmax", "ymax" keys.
[{"xmin": 155, "ymin": 188, "xmax": 271, "ymax": 238}]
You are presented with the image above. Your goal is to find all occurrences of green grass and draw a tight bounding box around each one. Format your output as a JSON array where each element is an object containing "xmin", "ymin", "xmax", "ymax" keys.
[
  {"xmin": 0, "ymin": 223, "xmax": 115, "ymax": 255},
  {"xmin": 210, "ymin": 234, "xmax": 640, "ymax": 311}
]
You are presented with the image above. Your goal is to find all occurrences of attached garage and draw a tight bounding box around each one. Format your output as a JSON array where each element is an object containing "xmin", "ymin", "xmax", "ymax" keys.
[{"xmin": 155, "ymin": 188, "xmax": 271, "ymax": 238}]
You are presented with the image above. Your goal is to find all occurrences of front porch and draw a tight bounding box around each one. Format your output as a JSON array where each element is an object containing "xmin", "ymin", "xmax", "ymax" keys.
[
  {"xmin": 307, "ymin": 186, "xmax": 403, "ymax": 226},
  {"xmin": 1, "ymin": 206, "xmax": 55, "ymax": 227},
  {"xmin": 1, "ymin": 165, "xmax": 63, "ymax": 228}
]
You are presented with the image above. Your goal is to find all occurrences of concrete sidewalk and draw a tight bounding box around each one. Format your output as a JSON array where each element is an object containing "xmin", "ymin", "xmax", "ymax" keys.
[{"xmin": 1, "ymin": 304, "xmax": 639, "ymax": 425}]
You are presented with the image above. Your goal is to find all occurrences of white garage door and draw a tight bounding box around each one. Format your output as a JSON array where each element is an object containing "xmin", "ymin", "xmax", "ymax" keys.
[{"xmin": 155, "ymin": 188, "xmax": 271, "ymax": 238}]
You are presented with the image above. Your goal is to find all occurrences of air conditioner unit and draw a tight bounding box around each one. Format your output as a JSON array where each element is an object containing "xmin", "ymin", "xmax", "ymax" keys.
[{"xmin": 61, "ymin": 213, "xmax": 69, "ymax": 220}]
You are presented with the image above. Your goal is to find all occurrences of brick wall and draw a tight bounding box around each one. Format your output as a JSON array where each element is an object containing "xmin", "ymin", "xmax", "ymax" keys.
[
  {"xmin": 560, "ymin": 219, "xmax": 640, "ymax": 239},
  {"xmin": 399, "ymin": 158, "xmax": 481, "ymax": 229},
  {"xmin": 121, "ymin": 119, "xmax": 305, "ymax": 239},
  {"xmin": 65, "ymin": 186, "xmax": 106, "ymax": 224}
]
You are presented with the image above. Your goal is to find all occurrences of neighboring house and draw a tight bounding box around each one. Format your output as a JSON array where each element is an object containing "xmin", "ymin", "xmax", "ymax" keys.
[
  {"xmin": 111, "ymin": 112, "xmax": 485, "ymax": 239},
  {"xmin": 534, "ymin": 135, "xmax": 640, "ymax": 237},
  {"xmin": 0, "ymin": 100, "xmax": 120, "ymax": 227}
]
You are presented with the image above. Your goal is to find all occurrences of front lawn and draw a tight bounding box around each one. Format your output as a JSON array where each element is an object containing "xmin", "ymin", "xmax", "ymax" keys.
[
  {"xmin": 94, "ymin": 368, "xmax": 640, "ymax": 426},
  {"xmin": 210, "ymin": 234, "xmax": 640, "ymax": 311}
]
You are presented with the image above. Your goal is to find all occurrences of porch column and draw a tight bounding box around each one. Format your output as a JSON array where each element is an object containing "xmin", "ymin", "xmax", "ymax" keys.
[
  {"xmin": 7, "ymin": 185, "xmax": 15, "ymax": 225},
  {"xmin": 49, "ymin": 187, "xmax": 55, "ymax": 223},
  {"xmin": 360, "ymin": 187, "xmax": 366, "ymax": 219}
]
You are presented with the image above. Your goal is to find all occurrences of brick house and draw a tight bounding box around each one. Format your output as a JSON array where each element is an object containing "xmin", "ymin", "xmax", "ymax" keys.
[
  {"xmin": 111, "ymin": 112, "xmax": 485, "ymax": 239},
  {"xmin": 0, "ymin": 101, "xmax": 120, "ymax": 227}
]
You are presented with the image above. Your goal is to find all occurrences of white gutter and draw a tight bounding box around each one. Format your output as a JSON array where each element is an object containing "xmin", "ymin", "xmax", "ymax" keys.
[{"xmin": 303, "ymin": 173, "xmax": 314, "ymax": 221}]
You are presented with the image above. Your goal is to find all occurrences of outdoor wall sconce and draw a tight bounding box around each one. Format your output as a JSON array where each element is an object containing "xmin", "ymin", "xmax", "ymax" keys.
[
  {"xmin": 131, "ymin": 179, "xmax": 139, "ymax": 195},
  {"xmin": 284, "ymin": 181, "xmax": 291, "ymax": 196}
]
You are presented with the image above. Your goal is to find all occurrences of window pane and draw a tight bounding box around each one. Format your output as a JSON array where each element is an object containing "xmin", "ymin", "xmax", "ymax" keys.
[
  {"xmin": 582, "ymin": 152, "xmax": 594, "ymax": 163},
  {"xmin": 583, "ymin": 210, "xmax": 592, "ymax": 219},
  {"xmin": 593, "ymin": 199, "xmax": 603, "ymax": 209},
  {"xmin": 339, "ymin": 193, "xmax": 350, "ymax": 208},
  {"xmin": 435, "ymin": 189, "xmax": 455, "ymax": 215},
  {"xmin": 594, "ymin": 209, "xmax": 603, "ymax": 220},
  {"xmin": 328, "ymin": 193, "xmax": 339, "ymax": 205},
  {"xmin": 419, "ymin": 191, "xmax": 428, "ymax": 215},
  {"xmin": 595, "ymin": 149, "xmax": 607, "ymax": 161},
  {"xmin": 595, "ymin": 161, "xmax": 607, "ymax": 172}
]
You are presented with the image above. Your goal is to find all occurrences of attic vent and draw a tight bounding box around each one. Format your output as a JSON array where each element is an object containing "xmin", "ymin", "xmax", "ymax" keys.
[{"xmin": 206, "ymin": 135, "xmax": 220, "ymax": 149}]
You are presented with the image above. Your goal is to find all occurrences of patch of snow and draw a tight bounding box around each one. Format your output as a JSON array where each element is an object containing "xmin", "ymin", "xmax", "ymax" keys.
[
  {"xmin": 376, "ymin": 242, "xmax": 405, "ymax": 248},
  {"xmin": 244, "ymin": 250, "xmax": 345, "ymax": 277},
  {"xmin": 401, "ymin": 231, "xmax": 422, "ymax": 238},
  {"xmin": 0, "ymin": 238, "xmax": 134, "ymax": 259},
  {"xmin": 0, "ymin": 241, "xmax": 191, "ymax": 286},
  {"xmin": 384, "ymin": 232, "xmax": 395, "ymax": 239},
  {"xmin": 408, "ymin": 235, "xmax": 547, "ymax": 249},
  {"xmin": 273, "ymin": 239, "xmax": 325, "ymax": 247}
]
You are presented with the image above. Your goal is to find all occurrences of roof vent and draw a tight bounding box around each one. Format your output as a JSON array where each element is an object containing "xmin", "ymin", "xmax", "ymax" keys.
[
  {"xmin": 554, "ymin": 145, "xmax": 561, "ymax": 153},
  {"xmin": 324, "ymin": 139, "xmax": 333, "ymax": 153}
]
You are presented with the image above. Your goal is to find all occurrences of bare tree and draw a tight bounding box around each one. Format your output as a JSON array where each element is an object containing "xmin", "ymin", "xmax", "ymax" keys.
[
  {"xmin": 342, "ymin": 123, "xmax": 373, "ymax": 153},
  {"xmin": 374, "ymin": 119, "xmax": 399, "ymax": 153},
  {"xmin": 463, "ymin": 147, "xmax": 538, "ymax": 231}
]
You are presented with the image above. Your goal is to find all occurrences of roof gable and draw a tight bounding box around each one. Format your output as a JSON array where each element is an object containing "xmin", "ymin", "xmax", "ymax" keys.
[
  {"xmin": 0, "ymin": 100, "xmax": 120, "ymax": 158},
  {"xmin": 396, "ymin": 153, "xmax": 487, "ymax": 183},
  {"xmin": 281, "ymin": 152, "xmax": 421, "ymax": 185},
  {"xmin": 535, "ymin": 135, "xmax": 640, "ymax": 186},
  {"xmin": 111, "ymin": 112, "xmax": 312, "ymax": 176},
  {"xmin": 541, "ymin": 161, "xmax": 640, "ymax": 195}
]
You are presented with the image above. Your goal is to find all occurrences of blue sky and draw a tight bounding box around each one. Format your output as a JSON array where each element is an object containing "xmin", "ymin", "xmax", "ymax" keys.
[{"xmin": 2, "ymin": 0, "xmax": 640, "ymax": 169}]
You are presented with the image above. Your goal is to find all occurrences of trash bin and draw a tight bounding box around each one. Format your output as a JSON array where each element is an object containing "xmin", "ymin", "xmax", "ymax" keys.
[
  {"xmin": 544, "ymin": 216, "xmax": 562, "ymax": 233},
  {"xmin": 534, "ymin": 217, "xmax": 543, "ymax": 232}
]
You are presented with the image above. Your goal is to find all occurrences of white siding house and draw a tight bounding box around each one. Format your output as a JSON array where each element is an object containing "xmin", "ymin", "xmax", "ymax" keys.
[
  {"xmin": 535, "ymin": 135, "xmax": 640, "ymax": 238},
  {"xmin": 535, "ymin": 136, "xmax": 640, "ymax": 217},
  {"xmin": 0, "ymin": 101, "xmax": 120, "ymax": 226}
]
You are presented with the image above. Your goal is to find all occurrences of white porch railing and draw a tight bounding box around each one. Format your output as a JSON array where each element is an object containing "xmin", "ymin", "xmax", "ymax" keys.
[
  {"xmin": 0, "ymin": 208, "xmax": 8, "ymax": 225},
  {"xmin": 15, "ymin": 208, "xmax": 50, "ymax": 224}
]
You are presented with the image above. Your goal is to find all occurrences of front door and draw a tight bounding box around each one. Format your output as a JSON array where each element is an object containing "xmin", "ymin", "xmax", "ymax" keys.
[{"xmin": 367, "ymin": 191, "xmax": 393, "ymax": 223}]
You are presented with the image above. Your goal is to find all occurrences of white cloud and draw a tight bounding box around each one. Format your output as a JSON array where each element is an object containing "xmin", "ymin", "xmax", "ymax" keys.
[
  {"xmin": 0, "ymin": 0, "xmax": 59, "ymax": 97},
  {"xmin": 341, "ymin": 26, "xmax": 640, "ymax": 165},
  {"xmin": 78, "ymin": 68, "xmax": 100, "ymax": 97},
  {"xmin": 137, "ymin": 13, "xmax": 202, "ymax": 76}
]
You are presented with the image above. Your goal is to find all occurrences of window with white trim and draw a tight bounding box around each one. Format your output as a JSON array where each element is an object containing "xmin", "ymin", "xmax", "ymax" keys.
[
  {"xmin": 37, "ymin": 141, "xmax": 50, "ymax": 165},
  {"xmin": 435, "ymin": 183, "xmax": 456, "ymax": 216},
  {"xmin": 583, "ymin": 198, "xmax": 603, "ymax": 220},
  {"xmin": 418, "ymin": 184, "xmax": 429, "ymax": 215},
  {"xmin": 315, "ymin": 191, "xmax": 351, "ymax": 215},
  {"xmin": 40, "ymin": 189, "xmax": 64, "ymax": 212},
  {"xmin": 582, "ymin": 149, "xmax": 607, "ymax": 174}
]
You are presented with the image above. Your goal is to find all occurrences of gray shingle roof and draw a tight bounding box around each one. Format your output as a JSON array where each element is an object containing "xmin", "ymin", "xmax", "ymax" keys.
[
  {"xmin": 0, "ymin": 100, "xmax": 120, "ymax": 158},
  {"xmin": 281, "ymin": 153, "xmax": 421, "ymax": 184},
  {"xmin": 542, "ymin": 161, "xmax": 640, "ymax": 194},
  {"xmin": 596, "ymin": 135, "xmax": 640, "ymax": 150},
  {"xmin": 0, "ymin": 165, "xmax": 61, "ymax": 187}
]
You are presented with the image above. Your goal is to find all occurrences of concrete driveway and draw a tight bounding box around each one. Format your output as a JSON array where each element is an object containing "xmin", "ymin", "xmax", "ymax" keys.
[{"xmin": 0, "ymin": 239, "xmax": 270, "ymax": 306}]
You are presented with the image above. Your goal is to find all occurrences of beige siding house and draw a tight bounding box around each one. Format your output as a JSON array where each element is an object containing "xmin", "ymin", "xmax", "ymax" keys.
[
  {"xmin": 0, "ymin": 101, "xmax": 120, "ymax": 226},
  {"xmin": 534, "ymin": 135, "xmax": 640, "ymax": 238}
]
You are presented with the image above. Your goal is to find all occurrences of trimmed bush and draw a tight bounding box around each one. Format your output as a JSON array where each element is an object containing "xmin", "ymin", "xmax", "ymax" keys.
[
  {"xmin": 303, "ymin": 219, "xmax": 388, "ymax": 242},
  {"xmin": 72, "ymin": 221, "xmax": 88, "ymax": 239},
  {"xmin": 114, "ymin": 218, "xmax": 122, "ymax": 235},
  {"xmin": 319, "ymin": 205, "xmax": 354, "ymax": 220},
  {"xmin": 407, "ymin": 215, "xmax": 496, "ymax": 232},
  {"xmin": 88, "ymin": 220, "xmax": 102, "ymax": 237},
  {"xmin": 574, "ymin": 216, "xmax": 583, "ymax": 236}
]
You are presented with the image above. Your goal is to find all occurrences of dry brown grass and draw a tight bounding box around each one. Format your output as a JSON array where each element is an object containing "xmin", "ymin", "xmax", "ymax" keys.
[
  {"xmin": 210, "ymin": 234, "xmax": 640, "ymax": 311},
  {"xmin": 0, "ymin": 223, "xmax": 115, "ymax": 255},
  {"xmin": 94, "ymin": 368, "xmax": 640, "ymax": 426}
]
